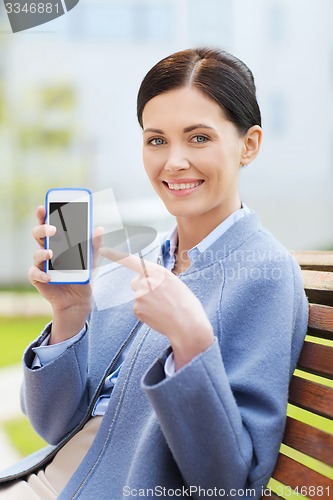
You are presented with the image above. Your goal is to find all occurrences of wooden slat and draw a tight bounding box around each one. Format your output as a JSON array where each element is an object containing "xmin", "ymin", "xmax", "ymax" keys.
[
  {"xmin": 288, "ymin": 376, "xmax": 333, "ymax": 419},
  {"xmin": 282, "ymin": 417, "xmax": 333, "ymax": 466},
  {"xmin": 302, "ymin": 270, "xmax": 333, "ymax": 307},
  {"xmin": 308, "ymin": 304, "xmax": 333, "ymax": 340},
  {"xmin": 295, "ymin": 251, "xmax": 333, "ymax": 272},
  {"xmin": 297, "ymin": 341, "xmax": 333, "ymax": 378},
  {"xmin": 302, "ymin": 270, "xmax": 333, "ymax": 292},
  {"xmin": 272, "ymin": 454, "xmax": 333, "ymax": 499}
]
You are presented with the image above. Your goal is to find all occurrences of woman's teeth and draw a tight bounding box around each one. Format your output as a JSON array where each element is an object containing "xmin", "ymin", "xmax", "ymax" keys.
[{"xmin": 167, "ymin": 181, "xmax": 202, "ymax": 190}]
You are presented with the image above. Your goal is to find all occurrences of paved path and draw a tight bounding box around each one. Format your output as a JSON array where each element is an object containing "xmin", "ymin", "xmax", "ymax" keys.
[
  {"xmin": 0, "ymin": 292, "xmax": 51, "ymax": 473},
  {"xmin": 0, "ymin": 365, "xmax": 22, "ymax": 422},
  {"xmin": 0, "ymin": 429, "xmax": 21, "ymax": 470},
  {"xmin": 0, "ymin": 364, "xmax": 24, "ymax": 471},
  {"xmin": 0, "ymin": 293, "xmax": 52, "ymax": 317}
]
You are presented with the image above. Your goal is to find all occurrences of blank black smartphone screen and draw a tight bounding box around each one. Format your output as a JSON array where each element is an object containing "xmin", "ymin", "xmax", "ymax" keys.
[{"xmin": 49, "ymin": 202, "xmax": 88, "ymax": 271}]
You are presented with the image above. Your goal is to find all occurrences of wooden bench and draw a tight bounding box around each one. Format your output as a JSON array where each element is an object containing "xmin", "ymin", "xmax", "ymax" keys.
[{"xmin": 262, "ymin": 251, "xmax": 333, "ymax": 500}]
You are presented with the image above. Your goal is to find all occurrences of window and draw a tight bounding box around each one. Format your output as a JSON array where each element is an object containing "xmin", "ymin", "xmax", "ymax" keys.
[
  {"xmin": 266, "ymin": 93, "xmax": 288, "ymax": 135},
  {"xmin": 267, "ymin": 4, "xmax": 286, "ymax": 44},
  {"xmin": 188, "ymin": 0, "xmax": 232, "ymax": 47},
  {"xmin": 79, "ymin": 1, "xmax": 173, "ymax": 43},
  {"xmin": 134, "ymin": 4, "xmax": 172, "ymax": 42}
]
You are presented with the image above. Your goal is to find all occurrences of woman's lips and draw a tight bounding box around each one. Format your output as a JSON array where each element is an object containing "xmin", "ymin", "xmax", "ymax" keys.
[{"xmin": 162, "ymin": 179, "xmax": 204, "ymax": 196}]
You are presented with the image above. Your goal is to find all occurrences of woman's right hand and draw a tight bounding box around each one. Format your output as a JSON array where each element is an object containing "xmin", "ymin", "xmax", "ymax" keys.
[{"xmin": 28, "ymin": 205, "xmax": 103, "ymax": 344}]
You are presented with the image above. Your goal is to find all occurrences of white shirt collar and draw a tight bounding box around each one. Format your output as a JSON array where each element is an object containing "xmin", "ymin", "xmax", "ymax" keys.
[{"xmin": 162, "ymin": 203, "xmax": 251, "ymax": 269}]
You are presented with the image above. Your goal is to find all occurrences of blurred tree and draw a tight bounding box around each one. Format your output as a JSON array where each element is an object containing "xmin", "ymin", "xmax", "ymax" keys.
[{"xmin": 0, "ymin": 83, "xmax": 90, "ymax": 284}]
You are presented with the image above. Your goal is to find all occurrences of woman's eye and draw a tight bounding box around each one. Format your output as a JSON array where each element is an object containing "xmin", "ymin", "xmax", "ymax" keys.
[
  {"xmin": 191, "ymin": 135, "xmax": 209, "ymax": 143},
  {"xmin": 149, "ymin": 137, "xmax": 165, "ymax": 146}
]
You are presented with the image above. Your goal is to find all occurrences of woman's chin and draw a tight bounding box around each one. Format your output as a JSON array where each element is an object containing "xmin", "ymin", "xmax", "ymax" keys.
[{"xmin": 163, "ymin": 204, "xmax": 201, "ymax": 219}]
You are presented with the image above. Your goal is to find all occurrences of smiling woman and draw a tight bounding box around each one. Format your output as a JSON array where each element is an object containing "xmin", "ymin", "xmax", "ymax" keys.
[
  {"xmin": 142, "ymin": 87, "xmax": 261, "ymax": 244},
  {"xmin": 0, "ymin": 48, "xmax": 309, "ymax": 499}
]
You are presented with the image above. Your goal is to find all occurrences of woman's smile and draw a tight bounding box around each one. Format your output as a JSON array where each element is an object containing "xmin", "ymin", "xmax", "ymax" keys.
[{"xmin": 162, "ymin": 178, "xmax": 205, "ymax": 196}]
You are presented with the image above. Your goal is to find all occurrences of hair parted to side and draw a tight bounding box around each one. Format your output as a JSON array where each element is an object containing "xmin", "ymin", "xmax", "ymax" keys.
[{"xmin": 137, "ymin": 48, "xmax": 261, "ymax": 135}]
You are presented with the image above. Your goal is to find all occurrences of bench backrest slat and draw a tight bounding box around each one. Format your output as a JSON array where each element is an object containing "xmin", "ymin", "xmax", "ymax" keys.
[
  {"xmin": 308, "ymin": 304, "xmax": 333, "ymax": 340},
  {"xmin": 302, "ymin": 270, "xmax": 333, "ymax": 307},
  {"xmin": 294, "ymin": 251, "xmax": 333, "ymax": 272},
  {"xmin": 282, "ymin": 417, "xmax": 333, "ymax": 466},
  {"xmin": 297, "ymin": 341, "xmax": 333, "ymax": 378},
  {"xmin": 288, "ymin": 376, "xmax": 333, "ymax": 419},
  {"xmin": 272, "ymin": 454, "xmax": 333, "ymax": 498}
]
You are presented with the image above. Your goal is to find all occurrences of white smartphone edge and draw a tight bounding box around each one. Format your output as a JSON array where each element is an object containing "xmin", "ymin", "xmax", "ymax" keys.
[{"xmin": 44, "ymin": 188, "xmax": 92, "ymax": 284}]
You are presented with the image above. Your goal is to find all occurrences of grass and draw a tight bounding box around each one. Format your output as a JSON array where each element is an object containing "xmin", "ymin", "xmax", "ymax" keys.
[
  {"xmin": 4, "ymin": 417, "xmax": 47, "ymax": 456},
  {"xmin": 0, "ymin": 286, "xmax": 39, "ymax": 294},
  {"xmin": 0, "ymin": 315, "xmax": 50, "ymax": 456},
  {"xmin": 0, "ymin": 316, "xmax": 50, "ymax": 368}
]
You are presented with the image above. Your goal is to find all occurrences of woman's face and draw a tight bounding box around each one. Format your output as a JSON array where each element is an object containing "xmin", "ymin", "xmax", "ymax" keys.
[{"xmin": 142, "ymin": 86, "xmax": 246, "ymax": 227}]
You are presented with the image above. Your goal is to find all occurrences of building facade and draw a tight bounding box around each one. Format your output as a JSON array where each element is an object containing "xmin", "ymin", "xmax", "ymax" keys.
[{"xmin": 0, "ymin": 0, "xmax": 332, "ymax": 284}]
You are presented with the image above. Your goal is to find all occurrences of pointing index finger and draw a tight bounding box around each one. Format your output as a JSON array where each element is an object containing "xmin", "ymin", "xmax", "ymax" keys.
[{"xmin": 99, "ymin": 247, "xmax": 158, "ymax": 276}]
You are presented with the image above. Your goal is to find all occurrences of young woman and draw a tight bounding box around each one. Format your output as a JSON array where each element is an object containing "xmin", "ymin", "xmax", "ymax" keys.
[{"xmin": 0, "ymin": 48, "xmax": 308, "ymax": 499}]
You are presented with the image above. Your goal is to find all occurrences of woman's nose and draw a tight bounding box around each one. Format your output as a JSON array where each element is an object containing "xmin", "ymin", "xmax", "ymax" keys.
[{"xmin": 164, "ymin": 148, "xmax": 190, "ymax": 172}]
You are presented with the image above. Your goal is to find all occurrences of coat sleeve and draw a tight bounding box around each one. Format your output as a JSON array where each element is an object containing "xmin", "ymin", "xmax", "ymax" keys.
[
  {"xmin": 141, "ymin": 255, "xmax": 309, "ymax": 498},
  {"xmin": 21, "ymin": 324, "xmax": 90, "ymax": 445}
]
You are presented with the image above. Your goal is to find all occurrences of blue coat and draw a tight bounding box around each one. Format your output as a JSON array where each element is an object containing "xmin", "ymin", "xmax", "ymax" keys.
[{"xmin": 0, "ymin": 212, "xmax": 309, "ymax": 499}]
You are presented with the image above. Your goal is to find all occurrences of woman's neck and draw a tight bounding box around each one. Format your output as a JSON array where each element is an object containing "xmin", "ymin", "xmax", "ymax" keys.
[{"xmin": 175, "ymin": 198, "xmax": 242, "ymax": 258}]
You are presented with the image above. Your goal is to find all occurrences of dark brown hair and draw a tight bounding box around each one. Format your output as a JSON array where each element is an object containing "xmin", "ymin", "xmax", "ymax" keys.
[{"xmin": 137, "ymin": 48, "xmax": 261, "ymax": 135}]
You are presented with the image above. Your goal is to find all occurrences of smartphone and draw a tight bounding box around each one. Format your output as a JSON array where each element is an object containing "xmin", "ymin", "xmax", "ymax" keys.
[{"xmin": 44, "ymin": 188, "xmax": 92, "ymax": 284}]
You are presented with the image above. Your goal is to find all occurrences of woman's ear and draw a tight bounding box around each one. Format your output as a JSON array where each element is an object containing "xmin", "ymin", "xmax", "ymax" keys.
[{"xmin": 240, "ymin": 125, "xmax": 262, "ymax": 167}]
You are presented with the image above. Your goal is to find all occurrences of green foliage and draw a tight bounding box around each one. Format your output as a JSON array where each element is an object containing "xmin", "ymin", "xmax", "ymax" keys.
[
  {"xmin": 0, "ymin": 176, "xmax": 46, "ymax": 224},
  {"xmin": 0, "ymin": 316, "xmax": 50, "ymax": 368},
  {"xmin": 19, "ymin": 127, "xmax": 72, "ymax": 150},
  {"xmin": 40, "ymin": 85, "xmax": 76, "ymax": 110},
  {"xmin": 4, "ymin": 417, "xmax": 47, "ymax": 457},
  {"xmin": 0, "ymin": 81, "xmax": 87, "ymax": 230}
]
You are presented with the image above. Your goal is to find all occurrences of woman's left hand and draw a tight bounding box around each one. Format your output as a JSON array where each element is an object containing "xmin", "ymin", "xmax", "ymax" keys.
[{"xmin": 99, "ymin": 247, "xmax": 214, "ymax": 370}]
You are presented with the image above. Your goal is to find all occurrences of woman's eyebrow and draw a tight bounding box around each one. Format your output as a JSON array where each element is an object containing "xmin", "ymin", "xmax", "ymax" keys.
[
  {"xmin": 143, "ymin": 128, "xmax": 164, "ymax": 134},
  {"xmin": 143, "ymin": 124, "xmax": 214, "ymax": 134},
  {"xmin": 183, "ymin": 124, "xmax": 214, "ymax": 133}
]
